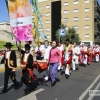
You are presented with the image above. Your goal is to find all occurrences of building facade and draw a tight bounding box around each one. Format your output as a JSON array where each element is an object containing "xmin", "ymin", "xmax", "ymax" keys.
[
  {"xmin": 38, "ymin": 0, "xmax": 100, "ymax": 45},
  {"xmin": 0, "ymin": 22, "xmax": 13, "ymax": 42}
]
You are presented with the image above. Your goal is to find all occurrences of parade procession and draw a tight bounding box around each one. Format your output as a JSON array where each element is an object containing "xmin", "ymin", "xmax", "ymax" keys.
[{"xmin": 0, "ymin": 0, "xmax": 100, "ymax": 100}]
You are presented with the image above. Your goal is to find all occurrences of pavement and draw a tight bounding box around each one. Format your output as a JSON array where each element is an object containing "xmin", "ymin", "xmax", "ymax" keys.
[{"xmin": 0, "ymin": 60, "xmax": 100, "ymax": 100}]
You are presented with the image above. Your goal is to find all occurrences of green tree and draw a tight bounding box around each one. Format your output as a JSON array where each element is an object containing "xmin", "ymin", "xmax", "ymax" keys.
[{"xmin": 55, "ymin": 24, "xmax": 81, "ymax": 44}]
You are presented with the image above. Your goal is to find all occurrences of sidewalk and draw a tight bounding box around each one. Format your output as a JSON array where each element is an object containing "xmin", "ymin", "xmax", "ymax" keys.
[{"xmin": 0, "ymin": 59, "xmax": 20, "ymax": 72}]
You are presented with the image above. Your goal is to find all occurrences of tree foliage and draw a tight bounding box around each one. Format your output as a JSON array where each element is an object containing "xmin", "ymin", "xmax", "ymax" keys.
[{"xmin": 55, "ymin": 24, "xmax": 81, "ymax": 44}]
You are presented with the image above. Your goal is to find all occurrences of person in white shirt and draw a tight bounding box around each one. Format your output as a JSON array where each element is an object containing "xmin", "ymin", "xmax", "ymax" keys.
[
  {"xmin": 57, "ymin": 42, "xmax": 64, "ymax": 71},
  {"xmin": 95, "ymin": 45, "xmax": 99, "ymax": 62},
  {"xmin": 72, "ymin": 43, "xmax": 80, "ymax": 70},
  {"xmin": 80, "ymin": 43, "xmax": 88, "ymax": 67},
  {"xmin": 44, "ymin": 40, "xmax": 52, "ymax": 82}
]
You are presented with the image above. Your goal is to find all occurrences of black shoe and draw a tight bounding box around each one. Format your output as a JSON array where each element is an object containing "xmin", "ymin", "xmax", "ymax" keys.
[
  {"xmin": 0, "ymin": 89, "xmax": 7, "ymax": 94},
  {"xmin": 23, "ymin": 86, "xmax": 30, "ymax": 96},
  {"xmin": 76, "ymin": 68, "xmax": 79, "ymax": 70},
  {"xmin": 60, "ymin": 71, "xmax": 64, "ymax": 75},
  {"xmin": 38, "ymin": 69, "xmax": 42, "ymax": 73},
  {"xmin": 23, "ymin": 91, "xmax": 30, "ymax": 96},
  {"xmin": 43, "ymin": 79, "xmax": 48, "ymax": 83},
  {"xmin": 65, "ymin": 74, "xmax": 69, "ymax": 79},
  {"xmin": 82, "ymin": 64, "xmax": 86, "ymax": 67},
  {"xmin": 96, "ymin": 61, "xmax": 98, "ymax": 63},
  {"xmin": 70, "ymin": 68, "xmax": 73, "ymax": 70},
  {"xmin": 55, "ymin": 78, "xmax": 60, "ymax": 83},
  {"xmin": 58, "ymin": 70, "xmax": 61, "ymax": 72},
  {"xmin": 51, "ymin": 82, "xmax": 55, "ymax": 87}
]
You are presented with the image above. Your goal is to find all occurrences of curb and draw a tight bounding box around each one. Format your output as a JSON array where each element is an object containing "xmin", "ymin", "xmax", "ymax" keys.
[{"xmin": 0, "ymin": 66, "xmax": 21, "ymax": 72}]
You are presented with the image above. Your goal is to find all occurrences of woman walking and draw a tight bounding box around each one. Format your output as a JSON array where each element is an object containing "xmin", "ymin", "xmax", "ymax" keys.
[{"xmin": 48, "ymin": 41, "xmax": 61, "ymax": 86}]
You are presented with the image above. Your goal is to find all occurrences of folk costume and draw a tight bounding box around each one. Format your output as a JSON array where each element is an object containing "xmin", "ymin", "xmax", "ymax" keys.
[
  {"xmin": 87, "ymin": 47, "xmax": 92, "ymax": 65},
  {"xmin": 72, "ymin": 45, "xmax": 80, "ymax": 70},
  {"xmin": 80, "ymin": 43, "xmax": 88, "ymax": 67},
  {"xmin": 20, "ymin": 44, "xmax": 34, "ymax": 95},
  {"xmin": 64, "ymin": 44, "xmax": 73, "ymax": 79},
  {"xmin": 95, "ymin": 45, "xmax": 99, "ymax": 62},
  {"xmin": 44, "ymin": 45, "xmax": 51, "ymax": 82},
  {"xmin": 0, "ymin": 43, "xmax": 18, "ymax": 94},
  {"xmin": 57, "ymin": 45, "xmax": 64, "ymax": 71}
]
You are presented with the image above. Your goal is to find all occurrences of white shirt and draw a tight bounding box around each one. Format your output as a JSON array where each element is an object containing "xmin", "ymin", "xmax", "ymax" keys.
[
  {"xmin": 57, "ymin": 46, "xmax": 64, "ymax": 57},
  {"xmin": 5, "ymin": 51, "xmax": 10, "ymax": 59},
  {"xmin": 95, "ymin": 47, "xmax": 99, "ymax": 53},
  {"xmin": 23, "ymin": 53, "xmax": 30, "ymax": 62},
  {"xmin": 72, "ymin": 46, "xmax": 80, "ymax": 59},
  {"xmin": 80, "ymin": 46, "xmax": 87, "ymax": 52},
  {"xmin": 44, "ymin": 46, "xmax": 51, "ymax": 60}
]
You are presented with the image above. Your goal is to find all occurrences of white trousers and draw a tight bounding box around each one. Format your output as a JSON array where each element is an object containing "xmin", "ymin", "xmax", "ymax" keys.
[
  {"xmin": 72, "ymin": 59, "xmax": 78, "ymax": 70},
  {"xmin": 96, "ymin": 54, "xmax": 99, "ymax": 62},
  {"xmin": 44, "ymin": 67, "xmax": 50, "ymax": 81},
  {"xmin": 58, "ymin": 62, "xmax": 61, "ymax": 70},
  {"xmin": 82, "ymin": 55, "xmax": 87, "ymax": 65},
  {"xmin": 65, "ymin": 64, "xmax": 71, "ymax": 75}
]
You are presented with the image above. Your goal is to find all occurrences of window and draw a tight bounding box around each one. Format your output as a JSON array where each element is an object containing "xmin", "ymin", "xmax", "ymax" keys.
[
  {"xmin": 85, "ymin": 34, "xmax": 89, "ymax": 38},
  {"xmin": 64, "ymin": 18, "xmax": 69, "ymax": 22},
  {"xmin": 73, "ymin": 0, "xmax": 78, "ymax": 5},
  {"xmin": 46, "ymin": 5, "xmax": 50, "ymax": 9},
  {"xmin": 46, "ymin": 13, "xmax": 50, "ymax": 16},
  {"xmin": 85, "ymin": 8, "xmax": 89, "ymax": 12},
  {"xmin": 64, "ymin": 10, "xmax": 69, "ymax": 14},
  {"xmin": 46, "ymin": 35, "xmax": 50, "ymax": 39},
  {"xmin": 85, "ymin": 25, "xmax": 90, "ymax": 29},
  {"xmin": 85, "ymin": 0, "xmax": 89, "ymax": 4},
  {"xmin": 64, "ymin": 2, "xmax": 69, "ymax": 6},
  {"xmin": 39, "ymin": 28, "xmax": 43, "ymax": 32},
  {"xmin": 39, "ymin": 6, "xmax": 43, "ymax": 10},
  {"xmin": 85, "ymin": 17, "xmax": 90, "ymax": 21},
  {"xmin": 40, "ymin": 14, "xmax": 43, "ymax": 17},
  {"xmin": 74, "ymin": 17, "xmax": 79, "ymax": 22},
  {"xmin": 46, "ymin": 28, "xmax": 50, "ymax": 32},
  {"xmin": 46, "ymin": 20, "xmax": 50, "ymax": 24},
  {"xmin": 73, "ymin": 26, "xmax": 79, "ymax": 30},
  {"xmin": 74, "ymin": 9, "xmax": 79, "ymax": 13}
]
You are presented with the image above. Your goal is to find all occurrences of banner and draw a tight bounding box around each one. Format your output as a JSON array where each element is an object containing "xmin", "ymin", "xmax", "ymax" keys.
[{"xmin": 8, "ymin": 0, "xmax": 33, "ymax": 41}]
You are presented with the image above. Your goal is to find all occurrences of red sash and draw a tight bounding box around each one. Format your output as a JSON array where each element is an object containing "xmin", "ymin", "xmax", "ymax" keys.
[
  {"xmin": 61, "ymin": 50, "xmax": 65, "ymax": 65},
  {"xmin": 23, "ymin": 62, "xmax": 36, "ymax": 81},
  {"xmin": 66, "ymin": 50, "xmax": 72, "ymax": 64}
]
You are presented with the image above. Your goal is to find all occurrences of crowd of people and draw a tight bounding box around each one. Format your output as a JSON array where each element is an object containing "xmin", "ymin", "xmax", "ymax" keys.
[{"xmin": 0, "ymin": 39, "xmax": 100, "ymax": 96}]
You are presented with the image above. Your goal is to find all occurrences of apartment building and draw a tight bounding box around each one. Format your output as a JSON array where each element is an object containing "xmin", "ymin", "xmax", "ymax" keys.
[{"xmin": 38, "ymin": 0, "xmax": 100, "ymax": 45}]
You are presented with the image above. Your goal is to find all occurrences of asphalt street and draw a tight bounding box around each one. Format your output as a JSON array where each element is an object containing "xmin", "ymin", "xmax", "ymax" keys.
[{"xmin": 0, "ymin": 61, "xmax": 100, "ymax": 100}]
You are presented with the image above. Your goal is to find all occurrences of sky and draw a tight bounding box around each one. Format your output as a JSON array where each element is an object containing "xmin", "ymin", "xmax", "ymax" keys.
[
  {"xmin": 0, "ymin": 0, "xmax": 100, "ymax": 22},
  {"xmin": 0, "ymin": 0, "xmax": 32, "ymax": 22}
]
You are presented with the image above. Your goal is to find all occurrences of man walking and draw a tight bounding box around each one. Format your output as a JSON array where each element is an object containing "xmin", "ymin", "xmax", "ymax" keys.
[
  {"xmin": 0, "ymin": 42, "xmax": 19, "ymax": 94},
  {"xmin": 72, "ymin": 43, "xmax": 80, "ymax": 70}
]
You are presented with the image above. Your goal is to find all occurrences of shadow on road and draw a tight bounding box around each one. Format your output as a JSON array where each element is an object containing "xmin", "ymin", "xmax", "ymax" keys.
[{"xmin": 8, "ymin": 82, "xmax": 23, "ymax": 91}]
